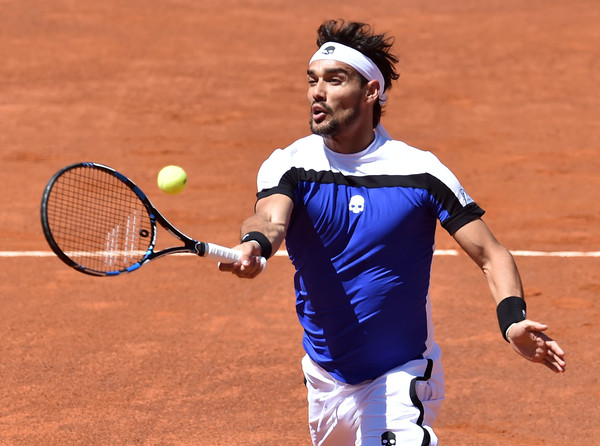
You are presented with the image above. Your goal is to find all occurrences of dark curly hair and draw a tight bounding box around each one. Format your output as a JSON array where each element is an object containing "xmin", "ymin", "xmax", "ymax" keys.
[{"xmin": 316, "ymin": 19, "xmax": 399, "ymax": 127}]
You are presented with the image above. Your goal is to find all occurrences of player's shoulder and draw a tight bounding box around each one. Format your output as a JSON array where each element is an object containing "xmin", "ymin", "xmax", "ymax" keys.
[
  {"xmin": 376, "ymin": 138, "xmax": 445, "ymax": 174},
  {"xmin": 384, "ymin": 139, "xmax": 467, "ymax": 192},
  {"xmin": 281, "ymin": 134, "xmax": 324, "ymax": 157},
  {"xmin": 383, "ymin": 138, "xmax": 436, "ymax": 158},
  {"xmin": 257, "ymin": 135, "xmax": 325, "ymax": 192},
  {"xmin": 262, "ymin": 135, "xmax": 324, "ymax": 167}
]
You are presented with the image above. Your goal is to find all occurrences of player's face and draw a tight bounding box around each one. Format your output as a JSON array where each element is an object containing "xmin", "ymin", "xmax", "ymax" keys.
[{"xmin": 307, "ymin": 60, "xmax": 366, "ymax": 136}]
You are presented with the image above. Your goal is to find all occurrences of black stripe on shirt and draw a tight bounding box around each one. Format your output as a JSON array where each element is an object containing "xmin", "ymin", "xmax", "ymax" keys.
[{"xmin": 257, "ymin": 168, "xmax": 485, "ymax": 235}]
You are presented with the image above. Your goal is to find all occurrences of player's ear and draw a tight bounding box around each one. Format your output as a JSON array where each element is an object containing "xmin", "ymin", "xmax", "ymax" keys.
[{"xmin": 364, "ymin": 79, "xmax": 381, "ymax": 104}]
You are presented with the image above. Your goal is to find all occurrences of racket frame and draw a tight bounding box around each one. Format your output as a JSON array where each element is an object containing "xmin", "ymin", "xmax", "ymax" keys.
[{"xmin": 41, "ymin": 162, "xmax": 244, "ymax": 276}]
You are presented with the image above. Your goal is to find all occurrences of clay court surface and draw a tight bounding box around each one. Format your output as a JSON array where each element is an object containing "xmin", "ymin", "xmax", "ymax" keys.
[{"xmin": 1, "ymin": 1, "xmax": 599, "ymax": 444}]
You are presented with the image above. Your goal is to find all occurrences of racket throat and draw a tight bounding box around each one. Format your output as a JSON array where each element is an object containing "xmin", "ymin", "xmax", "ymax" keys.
[{"xmin": 194, "ymin": 241, "xmax": 208, "ymax": 256}]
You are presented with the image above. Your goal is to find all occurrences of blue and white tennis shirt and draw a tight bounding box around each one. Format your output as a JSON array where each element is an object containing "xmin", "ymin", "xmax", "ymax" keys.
[{"xmin": 256, "ymin": 133, "xmax": 485, "ymax": 384}]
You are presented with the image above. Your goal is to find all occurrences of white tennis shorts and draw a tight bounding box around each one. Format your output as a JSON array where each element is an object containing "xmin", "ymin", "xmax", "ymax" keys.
[{"xmin": 302, "ymin": 345, "xmax": 445, "ymax": 446}]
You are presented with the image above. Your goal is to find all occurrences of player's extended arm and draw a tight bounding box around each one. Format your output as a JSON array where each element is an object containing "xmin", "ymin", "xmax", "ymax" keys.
[
  {"xmin": 453, "ymin": 219, "xmax": 566, "ymax": 373},
  {"xmin": 218, "ymin": 193, "xmax": 293, "ymax": 278}
]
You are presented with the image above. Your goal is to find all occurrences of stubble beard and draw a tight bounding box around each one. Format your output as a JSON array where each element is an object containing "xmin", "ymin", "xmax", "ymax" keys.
[
  {"xmin": 309, "ymin": 102, "xmax": 360, "ymax": 137},
  {"xmin": 310, "ymin": 117, "xmax": 340, "ymax": 136}
]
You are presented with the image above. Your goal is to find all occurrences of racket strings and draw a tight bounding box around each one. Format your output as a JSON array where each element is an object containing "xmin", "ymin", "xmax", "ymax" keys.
[{"xmin": 45, "ymin": 166, "xmax": 153, "ymax": 272}]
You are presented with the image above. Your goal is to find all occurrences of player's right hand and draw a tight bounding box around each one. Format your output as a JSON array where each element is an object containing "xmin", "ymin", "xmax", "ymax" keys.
[{"xmin": 218, "ymin": 241, "xmax": 265, "ymax": 279}]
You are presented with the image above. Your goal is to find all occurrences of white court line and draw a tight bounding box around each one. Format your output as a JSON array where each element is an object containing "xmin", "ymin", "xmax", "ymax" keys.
[
  {"xmin": 1, "ymin": 251, "xmax": 57, "ymax": 257},
  {"xmin": 1, "ymin": 250, "xmax": 599, "ymax": 258}
]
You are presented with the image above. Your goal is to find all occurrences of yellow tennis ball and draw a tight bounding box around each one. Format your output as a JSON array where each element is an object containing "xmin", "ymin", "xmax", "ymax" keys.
[{"xmin": 157, "ymin": 165, "xmax": 187, "ymax": 194}]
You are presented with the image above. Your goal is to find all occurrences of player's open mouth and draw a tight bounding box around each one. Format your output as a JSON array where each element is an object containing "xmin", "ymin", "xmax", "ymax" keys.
[{"xmin": 312, "ymin": 104, "xmax": 328, "ymax": 123}]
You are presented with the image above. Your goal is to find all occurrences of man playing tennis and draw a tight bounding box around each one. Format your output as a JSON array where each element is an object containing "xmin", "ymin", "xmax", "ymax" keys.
[{"xmin": 219, "ymin": 19, "xmax": 566, "ymax": 446}]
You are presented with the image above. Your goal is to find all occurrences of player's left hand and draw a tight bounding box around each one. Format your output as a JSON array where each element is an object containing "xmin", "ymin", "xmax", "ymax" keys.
[{"xmin": 507, "ymin": 320, "xmax": 566, "ymax": 373}]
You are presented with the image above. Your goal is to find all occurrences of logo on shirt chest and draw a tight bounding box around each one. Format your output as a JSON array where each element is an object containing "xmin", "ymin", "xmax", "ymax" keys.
[{"xmin": 348, "ymin": 195, "xmax": 365, "ymax": 214}]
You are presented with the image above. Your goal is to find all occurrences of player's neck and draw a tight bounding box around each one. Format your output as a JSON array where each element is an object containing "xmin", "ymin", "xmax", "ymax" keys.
[{"xmin": 324, "ymin": 127, "xmax": 375, "ymax": 154}]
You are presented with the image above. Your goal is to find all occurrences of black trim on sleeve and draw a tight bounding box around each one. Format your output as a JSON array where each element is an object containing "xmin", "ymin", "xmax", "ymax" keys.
[
  {"xmin": 425, "ymin": 175, "xmax": 485, "ymax": 234},
  {"xmin": 257, "ymin": 167, "xmax": 299, "ymax": 202},
  {"xmin": 257, "ymin": 186, "xmax": 294, "ymax": 202},
  {"xmin": 440, "ymin": 202, "xmax": 485, "ymax": 235},
  {"xmin": 256, "ymin": 168, "xmax": 485, "ymax": 233}
]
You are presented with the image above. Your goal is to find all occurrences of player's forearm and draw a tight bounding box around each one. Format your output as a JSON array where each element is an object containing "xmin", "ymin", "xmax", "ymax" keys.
[
  {"xmin": 240, "ymin": 213, "xmax": 287, "ymax": 256},
  {"xmin": 481, "ymin": 245, "xmax": 524, "ymax": 305},
  {"xmin": 453, "ymin": 219, "xmax": 524, "ymax": 304},
  {"xmin": 239, "ymin": 194, "xmax": 293, "ymax": 257}
]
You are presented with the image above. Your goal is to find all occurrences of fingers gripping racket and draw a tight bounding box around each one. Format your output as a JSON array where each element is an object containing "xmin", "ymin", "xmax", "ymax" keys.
[{"xmin": 40, "ymin": 162, "xmax": 265, "ymax": 277}]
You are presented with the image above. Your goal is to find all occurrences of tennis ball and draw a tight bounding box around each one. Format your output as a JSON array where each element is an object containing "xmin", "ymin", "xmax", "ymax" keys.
[{"xmin": 157, "ymin": 165, "xmax": 187, "ymax": 194}]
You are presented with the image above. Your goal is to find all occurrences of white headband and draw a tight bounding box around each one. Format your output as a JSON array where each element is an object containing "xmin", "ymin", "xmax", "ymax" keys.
[{"xmin": 309, "ymin": 42, "xmax": 387, "ymax": 105}]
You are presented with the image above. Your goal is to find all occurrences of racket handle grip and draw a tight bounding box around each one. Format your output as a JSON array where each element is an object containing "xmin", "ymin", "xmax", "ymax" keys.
[{"xmin": 204, "ymin": 242, "xmax": 267, "ymax": 271}]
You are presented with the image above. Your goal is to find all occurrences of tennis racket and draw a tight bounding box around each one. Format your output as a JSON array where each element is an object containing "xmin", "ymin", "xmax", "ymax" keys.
[{"xmin": 40, "ymin": 162, "xmax": 265, "ymax": 277}]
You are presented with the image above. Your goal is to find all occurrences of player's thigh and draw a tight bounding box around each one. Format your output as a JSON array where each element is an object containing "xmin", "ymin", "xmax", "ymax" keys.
[
  {"xmin": 357, "ymin": 357, "xmax": 444, "ymax": 446},
  {"xmin": 306, "ymin": 388, "xmax": 359, "ymax": 446},
  {"xmin": 303, "ymin": 356, "xmax": 360, "ymax": 446}
]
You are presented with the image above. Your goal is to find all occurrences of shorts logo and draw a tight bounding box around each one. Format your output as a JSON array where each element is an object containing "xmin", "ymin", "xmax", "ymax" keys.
[
  {"xmin": 381, "ymin": 431, "xmax": 396, "ymax": 445},
  {"xmin": 348, "ymin": 195, "xmax": 365, "ymax": 214}
]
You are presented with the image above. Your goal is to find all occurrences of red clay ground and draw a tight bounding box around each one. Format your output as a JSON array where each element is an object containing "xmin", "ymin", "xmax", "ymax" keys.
[{"xmin": 1, "ymin": 1, "xmax": 599, "ymax": 444}]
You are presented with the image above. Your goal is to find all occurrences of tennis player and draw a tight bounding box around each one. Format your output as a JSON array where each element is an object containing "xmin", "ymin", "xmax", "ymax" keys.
[{"xmin": 220, "ymin": 19, "xmax": 566, "ymax": 446}]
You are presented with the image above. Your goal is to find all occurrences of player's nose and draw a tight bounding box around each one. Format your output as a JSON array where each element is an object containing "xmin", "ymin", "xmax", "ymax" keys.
[{"xmin": 309, "ymin": 80, "xmax": 327, "ymax": 102}]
